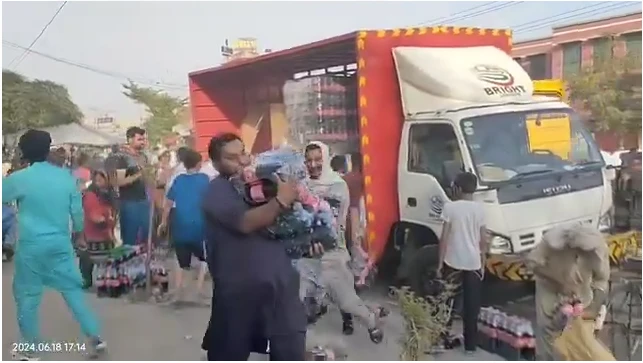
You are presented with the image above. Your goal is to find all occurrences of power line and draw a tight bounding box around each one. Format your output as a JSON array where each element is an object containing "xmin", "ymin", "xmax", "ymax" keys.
[
  {"xmin": 510, "ymin": 2, "xmax": 607, "ymax": 31},
  {"xmin": 433, "ymin": 1, "xmax": 525, "ymax": 26},
  {"xmin": 8, "ymin": 1, "xmax": 68, "ymax": 70},
  {"xmin": 514, "ymin": 2, "xmax": 638, "ymax": 35},
  {"xmin": 414, "ymin": 2, "xmax": 496, "ymax": 26},
  {"xmin": 2, "ymin": 40, "xmax": 188, "ymax": 90}
]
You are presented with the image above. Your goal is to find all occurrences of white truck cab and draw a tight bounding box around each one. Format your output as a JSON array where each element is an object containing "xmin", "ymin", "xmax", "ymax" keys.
[{"xmin": 392, "ymin": 46, "xmax": 613, "ymax": 255}]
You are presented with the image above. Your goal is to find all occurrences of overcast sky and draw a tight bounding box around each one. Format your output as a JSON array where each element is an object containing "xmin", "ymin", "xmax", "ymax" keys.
[{"xmin": 2, "ymin": 1, "xmax": 641, "ymax": 122}]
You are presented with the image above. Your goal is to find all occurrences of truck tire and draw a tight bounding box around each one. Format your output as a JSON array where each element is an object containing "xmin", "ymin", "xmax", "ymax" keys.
[{"xmin": 408, "ymin": 244, "xmax": 440, "ymax": 299}]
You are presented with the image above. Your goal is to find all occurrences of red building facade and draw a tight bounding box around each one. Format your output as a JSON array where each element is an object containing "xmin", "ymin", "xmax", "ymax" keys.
[{"xmin": 512, "ymin": 12, "xmax": 642, "ymax": 151}]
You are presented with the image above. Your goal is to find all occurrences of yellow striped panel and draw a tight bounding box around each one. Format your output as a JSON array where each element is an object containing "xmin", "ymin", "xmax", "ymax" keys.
[
  {"xmin": 357, "ymin": 38, "xmax": 365, "ymax": 50},
  {"xmin": 358, "ymin": 30, "xmax": 369, "ymax": 39},
  {"xmin": 366, "ymin": 194, "xmax": 373, "ymax": 205},
  {"xmin": 359, "ymin": 76, "xmax": 366, "ymax": 87},
  {"xmin": 359, "ymin": 96, "xmax": 368, "ymax": 107},
  {"xmin": 364, "ymin": 27, "xmax": 510, "ymax": 38},
  {"xmin": 364, "ymin": 175, "xmax": 372, "ymax": 186},
  {"xmin": 368, "ymin": 212, "xmax": 375, "ymax": 223},
  {"xmin": 360, "ymin": 116, "xmax": 368, "ymax": 127},
  {"xmin": 363, "ymin": 154, "xmax": 371, "ymax": 165},
  {"xmin": 361, "ymin": 134, "xmax": 370, "ymax": 146},
  {"xmin": 358, "ymin": 58, "xmax": 365, "ymax": 69}
]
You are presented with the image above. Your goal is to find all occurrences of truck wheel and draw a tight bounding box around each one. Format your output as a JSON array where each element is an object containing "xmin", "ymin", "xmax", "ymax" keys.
[{"xmin": 408, "ymin": 244, "xmax": 440, "ymax": 299}]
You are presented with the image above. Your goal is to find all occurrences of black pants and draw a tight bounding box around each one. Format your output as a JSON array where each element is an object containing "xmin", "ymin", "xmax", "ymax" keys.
[
  {"xmin": 77, "ymin": 249, "xmax": 94, "ymax": 285},
  {"xmin": 205, "ymin": 332, "xmax": 306, "ymax": 361},
  {"xmin": 443, "ymin": 264, "xmax": 482, "ymax": 351}
]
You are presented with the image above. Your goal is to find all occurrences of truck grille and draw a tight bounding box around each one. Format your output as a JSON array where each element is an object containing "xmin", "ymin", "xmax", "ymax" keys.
[{"xmin": 519, "ymin": 232, "xmax": 536, "ymax": 247}]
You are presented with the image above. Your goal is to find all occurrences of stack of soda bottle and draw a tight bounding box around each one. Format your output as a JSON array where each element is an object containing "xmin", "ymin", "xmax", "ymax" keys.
[
  {"xmin": 94, "ymin": 245, "xmax": 170, "ymax": 298},
  {"xmin": 284, "ymin": 75, "xmax": 358, "ymax": 145},
  {"xmin": 477, "ymin": 307, "xmax": 535, "ymax": 358}
]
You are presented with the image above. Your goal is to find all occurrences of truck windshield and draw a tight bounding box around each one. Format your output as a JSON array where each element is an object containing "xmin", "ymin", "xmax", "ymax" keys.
[{"xmin": 460, "ymin": 109, "xmax": 604, "ymax": 183}]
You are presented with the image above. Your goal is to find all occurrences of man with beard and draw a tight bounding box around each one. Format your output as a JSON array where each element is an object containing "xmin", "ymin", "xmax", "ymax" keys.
[
  {"xmin": 201, "ymin": 133, "xmax": 306, "ymax": 361},
  {"xmin": 106, "ymin": 126, "xmax": 150, "ymax": 246},
  {"xmin": 302, "ymin": 141, "xmax": 385, "ymax": 343},
  {"xmin": 3, "ymin": 130, "xmax": 105, "ymax": 360}
]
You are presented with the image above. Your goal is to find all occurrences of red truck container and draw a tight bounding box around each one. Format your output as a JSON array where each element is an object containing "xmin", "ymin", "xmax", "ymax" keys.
[{"xmin": 189, "ymin": 26, "xmax": 512, "ymax": 266}]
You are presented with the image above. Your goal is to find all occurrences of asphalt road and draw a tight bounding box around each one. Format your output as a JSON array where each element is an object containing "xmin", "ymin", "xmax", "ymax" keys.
[{"xmin": 2, "ymin": 261, "xmax": 503, "ymax": 361}]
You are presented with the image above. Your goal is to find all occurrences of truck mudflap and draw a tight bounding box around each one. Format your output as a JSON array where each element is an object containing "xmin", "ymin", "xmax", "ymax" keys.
[{"xmin": 485, "ymin": 231, "xmax": 642, "ymax": 282}]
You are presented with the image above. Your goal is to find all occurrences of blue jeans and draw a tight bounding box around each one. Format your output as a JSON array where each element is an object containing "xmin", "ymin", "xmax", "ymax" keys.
[{"xmin": 119, "ymin": 200, "xmax": 150, "ymax": 246}]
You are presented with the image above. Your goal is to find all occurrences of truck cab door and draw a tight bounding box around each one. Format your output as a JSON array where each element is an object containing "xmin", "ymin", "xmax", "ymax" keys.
[{"xmin": 398, "ymin": 120, "xmax": 464, "ymax": 235}]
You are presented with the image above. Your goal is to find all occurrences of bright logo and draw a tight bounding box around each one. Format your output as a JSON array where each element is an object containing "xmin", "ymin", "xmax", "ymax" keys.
[{"xmin": 473, "ymin": 65, "xmax": 515, "ymax": 86}]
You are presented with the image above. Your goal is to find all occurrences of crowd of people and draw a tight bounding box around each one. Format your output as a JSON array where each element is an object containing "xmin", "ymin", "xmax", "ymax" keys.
[
  {"xmin": 2, "ymin": 125, "xmax": 386, "ymax": 361},
  {"xmin": 2, "ymin": 125, "xmax": 614, "ymax": 361}
]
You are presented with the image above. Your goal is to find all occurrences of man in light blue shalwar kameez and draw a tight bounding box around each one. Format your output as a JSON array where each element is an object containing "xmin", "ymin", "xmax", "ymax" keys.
[{"xmin": 3, "ymin": 130, "xmax": 106, "ymax": 360}]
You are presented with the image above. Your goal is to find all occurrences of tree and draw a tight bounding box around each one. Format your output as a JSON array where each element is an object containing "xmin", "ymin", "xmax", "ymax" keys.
[
  {"xmin": 2, "ymin": 70, "xmax": 83, "ymax": 134},
  {"xmin": 566, "ymin": 37, "xmax": 642, "ymax": 135},
  {"xmin": 122, "ymin": 81, "xmax": 188, "ymax": 145}
]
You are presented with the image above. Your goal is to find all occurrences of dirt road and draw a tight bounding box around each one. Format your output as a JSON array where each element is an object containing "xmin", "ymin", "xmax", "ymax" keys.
[{"xmin": 2, "ymin": 261, "xmax": 503, "ymax": 361}]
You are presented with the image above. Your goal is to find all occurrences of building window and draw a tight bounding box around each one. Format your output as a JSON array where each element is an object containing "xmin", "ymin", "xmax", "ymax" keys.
[
  {"xmin": 562, "ymin": 42, "xmax": 581, "ymax": 78},
  {"xmin": 624, "ymin": 31, "xmax": 642, "ymax": 59},
  {"xmin": 592, "ymin": 37, "xmax": 612, "ymax": 65},
  {"xmin": 527, "ymin": 53, "xmax": 548, "ymax": 80}
]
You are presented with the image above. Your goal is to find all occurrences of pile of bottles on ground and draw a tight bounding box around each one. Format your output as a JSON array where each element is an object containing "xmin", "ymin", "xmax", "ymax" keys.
[
  {"xmin": 477, "ymin": 307, "xmax": 535, "ymax": 360},
  {"xmin": 93, "ymin": 245, "xmax": 169, "ymax": 298},
  {"xmin": 284, "ymin": 75, "xmax": 359, "ymax": 145}
]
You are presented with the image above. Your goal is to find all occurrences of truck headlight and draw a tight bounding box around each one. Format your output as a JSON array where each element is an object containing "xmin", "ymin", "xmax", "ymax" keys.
[
  {"xmin": 598, "ymin": 212, "xmax": 612, "ymax": 233},
  {"xmin": 489, "ymin": 234, "xmax": 512, "ymax": 254}
]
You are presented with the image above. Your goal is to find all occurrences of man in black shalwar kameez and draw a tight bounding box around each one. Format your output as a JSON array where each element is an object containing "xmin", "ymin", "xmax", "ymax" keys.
[{"xmin": 201, "ymin": 133, "xmax": 306, "ymax": 361}]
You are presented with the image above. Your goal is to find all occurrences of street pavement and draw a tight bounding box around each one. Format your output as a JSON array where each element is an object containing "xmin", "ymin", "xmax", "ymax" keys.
[{"xmin": 1, "ymin": 261, "xmax": 503, "ymax": 361}]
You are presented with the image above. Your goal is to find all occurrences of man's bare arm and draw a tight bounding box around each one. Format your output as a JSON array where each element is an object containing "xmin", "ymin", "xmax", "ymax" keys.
[
  {"xmin": 238, "ymin": 199, "xmax": 283, "ymax": 234},
  {"xmin": 479, "ymin": 226, "xmax": 488, "ymax": 268},
  {"xmin": 115, "ymin": 169, "xmax": 142, "ymax": 187},
  {"xmin": 438, "ymin": 222, "xmax": 451, "ymax": 269},
  {"xmin": 349, "ymin": 206, "xmax": 360, "ymax": 240},
  {"xmin": 160, "ymin": 198, "xmax": 173, "ymax": 227}
]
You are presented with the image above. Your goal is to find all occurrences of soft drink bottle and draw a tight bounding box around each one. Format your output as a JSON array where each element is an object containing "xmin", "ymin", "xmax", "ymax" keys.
[
  {"xmin": 104, "ymin": 265, "xmax": 112, "ymax": 297},
  {"xmin": 120, "ymin": 265, "xmax": 130, "ymax": 295},
  {"xmin": 96, "ymin": 265, "xmax": 106, "ymax": 297}
]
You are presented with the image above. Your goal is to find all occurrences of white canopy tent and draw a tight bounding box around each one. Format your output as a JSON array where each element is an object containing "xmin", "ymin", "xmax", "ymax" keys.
[{"xmin": 4, "ymin": 123, "xmax": 125, "ymax": 147}]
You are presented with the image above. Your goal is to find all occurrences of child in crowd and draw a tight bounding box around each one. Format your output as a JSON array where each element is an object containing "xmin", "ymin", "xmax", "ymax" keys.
[{"xmin": 158, "ymin": 149, "xmax": 210, "ymax": 301}]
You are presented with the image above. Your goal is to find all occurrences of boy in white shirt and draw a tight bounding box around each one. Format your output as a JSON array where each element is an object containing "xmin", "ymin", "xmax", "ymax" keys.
[{"xmin": 437, "ymin": 172, "xmax": 488, "ymax": 353}]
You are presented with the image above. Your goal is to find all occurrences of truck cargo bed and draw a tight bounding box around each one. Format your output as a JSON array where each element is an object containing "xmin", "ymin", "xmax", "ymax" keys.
[{"xmin": 189, "ymin": 26, "xmax": 512, "ymax": 263}]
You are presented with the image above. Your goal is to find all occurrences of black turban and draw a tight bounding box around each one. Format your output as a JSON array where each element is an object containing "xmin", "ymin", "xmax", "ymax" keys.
[{"xmin": 18, "ymin": 129, "xmax": 52, "ymax": 164}]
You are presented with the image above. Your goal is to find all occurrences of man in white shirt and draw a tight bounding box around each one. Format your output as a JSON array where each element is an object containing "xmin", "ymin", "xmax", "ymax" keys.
[{"xmin": 437, "ymin": 172, "xmax": 488, "ymax": 354}]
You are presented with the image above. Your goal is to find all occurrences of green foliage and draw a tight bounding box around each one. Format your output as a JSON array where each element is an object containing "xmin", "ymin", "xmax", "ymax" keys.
[
  {"xmin": 393, "ymin": 283, "xmax": 456, "ymax": 361},
  {"xmin": 566, "ymin": 38, "xmax": 642, "ymax": 134},
  {"xmin": 2, "ymin": 70, "xmax": 83, "ymax": 134},
  {"xmin": 122, "ymin": 81, "xmax": 187, "ymax": 145}
]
